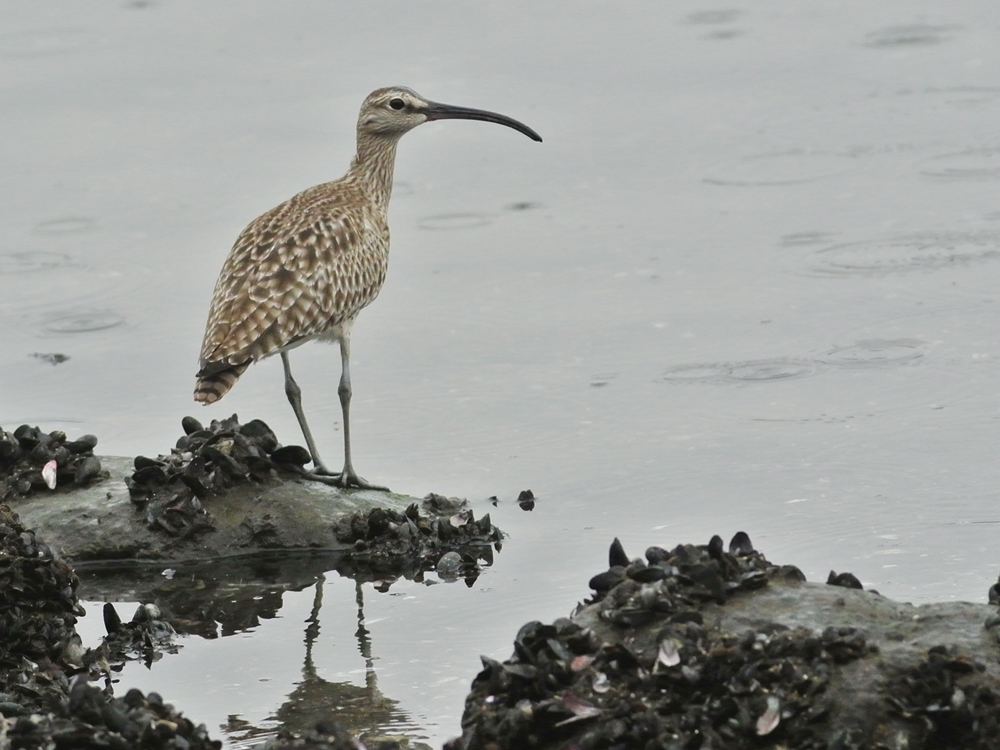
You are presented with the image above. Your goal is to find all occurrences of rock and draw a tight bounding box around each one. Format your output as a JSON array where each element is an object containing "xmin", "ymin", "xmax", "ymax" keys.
[
  {"xmin": 448, "ymin": 534, "xmax": 1000, "ymax": 750},
  {"xmin": 11, "ymin": 456, "xmax": 418, "ymax": 562},
  {"xmin": 8, "ymin": 416, "xmax": 503, "ymax": 567}
]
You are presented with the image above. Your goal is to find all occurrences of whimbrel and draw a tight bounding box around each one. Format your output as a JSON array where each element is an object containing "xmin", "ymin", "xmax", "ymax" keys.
[{"xmin": 194, "ymin": 86, "xmax": 541, "ymax": 490}]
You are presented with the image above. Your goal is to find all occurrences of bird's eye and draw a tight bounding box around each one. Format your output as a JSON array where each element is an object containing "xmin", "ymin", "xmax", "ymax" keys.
[{"xmin": 389, "ymin": 98, "xmax": 405, "ymax": 111}]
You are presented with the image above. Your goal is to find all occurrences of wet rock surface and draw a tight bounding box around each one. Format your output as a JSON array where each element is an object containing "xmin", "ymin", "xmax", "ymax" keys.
[
  {"xmin": 0, "ymin": 424, "xmax": 104, "ymax": 501},
  {"xmin": 448, "ymin": 534, "xmax": 1000, "ymax": 750}
]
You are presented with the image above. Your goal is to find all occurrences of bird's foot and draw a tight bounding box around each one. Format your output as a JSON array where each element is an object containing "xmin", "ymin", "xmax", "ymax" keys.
[
  {"xmin": 310, "ymin": 462, "xmax": 338, "ymax": 477},
  {"xmin": 334, "ymin": 468, "xmax": 390, "ymax": 492},
  {"xmin": 296, "ymin": 467, "xmax": 389, "ymax": 492}
]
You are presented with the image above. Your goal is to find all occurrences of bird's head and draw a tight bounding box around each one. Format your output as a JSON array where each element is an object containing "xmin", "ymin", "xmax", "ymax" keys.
[{"xmin": 357, "ymin": 86, "xmax": 542, "ymax": 142}]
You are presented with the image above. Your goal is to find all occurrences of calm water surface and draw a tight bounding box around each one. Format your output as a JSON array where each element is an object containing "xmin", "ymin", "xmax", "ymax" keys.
[{"xmin": 4, "ymin": 1, "xmax": 1000, "ymax": 746}]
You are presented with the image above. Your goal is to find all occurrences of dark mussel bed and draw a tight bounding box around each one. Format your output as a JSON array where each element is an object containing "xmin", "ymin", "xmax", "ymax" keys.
[
  {"xmin": 0, "ymin": 424, "xmax": 104, "ymax": 501},
  {"xmin": 0, "ymin": 503, "xmax": 221, "ymax": 749},
  {"xmin": 447, "ymin": 535, "xmax": 1000, "ymax": 750},
  {"xmin": 126, "ymin": 414, "xmax": 314, "ymax": 537}
]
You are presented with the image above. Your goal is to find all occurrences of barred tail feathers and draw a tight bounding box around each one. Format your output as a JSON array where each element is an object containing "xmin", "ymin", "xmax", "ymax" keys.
[{"xmin": 194, "ymin": 360, "xmax": 250, "ymax": 404}]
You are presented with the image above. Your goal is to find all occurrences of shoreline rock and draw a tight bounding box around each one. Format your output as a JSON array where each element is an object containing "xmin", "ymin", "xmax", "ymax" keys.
[
  {"xmin": 11, "ymin": 454, "xmax": 416, "ymax": 562},
  {"xmin": 447, "ymin": 535, "xmax": 1000, "ymax": 750},
  {"xmin": 6, "ymin": 417, "xmax": 503, "ymax": 570}
]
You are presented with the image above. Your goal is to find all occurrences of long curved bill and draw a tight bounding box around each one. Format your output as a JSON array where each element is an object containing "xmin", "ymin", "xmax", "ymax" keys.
[{"xmin": 424, "ymin": 101, "xmax": 542, "ymax": 142}]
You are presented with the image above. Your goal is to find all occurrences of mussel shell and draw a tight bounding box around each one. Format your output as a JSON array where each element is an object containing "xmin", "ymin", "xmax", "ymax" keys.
[
  {"xmin": 827, "ymin": 571, "xmax": 863, "ymax": 590},
  {"xmin": 0, "ymin": 434, "xmax": 19, "ymax": 463},
  {"xmin": 132, "ymin": 464, "xmax": 168, "ymax": 486},
  {"xmin": 200, "ymin": 446, "xmax": 245, "ymax": 477},
  {"xmin": 241, "ymin": 419, "xmax": 278, "ymax": 453},
  {"xmin": 707, "ymin": 535, "xmax": 724, "ymax": 560},
  {"xmin": 609, "ymin": 537, "xmax": 629, "ymax": 568},
  {"xmin": 737, "ymin": 570, "xmax": 769, "ymax": 591},
  {"xmin": 589, "ymin": 568, "xmax": 625, "ymax": 592},
  {"xmin": 629, "ymin": 565, "xmax": 667, "ymax": 583},
  {"xmin": 212, "ymin": 414, "xmax": 242, "ymax": 433},
  {"xmin": 30, "ymin": 443, "xmax": 54, "ymax": 463},
  {"xmin": 270, "ymin": 445, "xmax": 311, "ymax": 467},
  {"xmin": 181, "ymin": 416, "xmax": 204, "ymax": 435},
  {"xmin": 729, "ymin": 531, "xmax": 754, "ymax": 555},
  {"xmin": 245, "ymin": 455, "xmax": 274, "ymax": 479},
  {"xmin": 687, "ymin": 564, "xmax": 726, "ymax": 601},
  {"xmin": 13, "ymin": 424, "xmax": 41, "ymax": 448},
  {"xmin": 646, "ymin": 546, "xmax": 670, "ymax": 565},
  {"xmin": 133, "ymin": 455, "xmax": 164, "ymax": 471},
  {"xmin": 63, "ymin": 440, "xmax": 96, "ymax": 455},
  {"xmin": 74, "ymin": 456, "xmax": 102, "ymax": 485},
  {"xmin": 180, "ymin": 473, "xmax": 210, "ymax": 498},
  {"xmin": 103, "ymin": 603, "xmax": 123, "ymax": 635}
]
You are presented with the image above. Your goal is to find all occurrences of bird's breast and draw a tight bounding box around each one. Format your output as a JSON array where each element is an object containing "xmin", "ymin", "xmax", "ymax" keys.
[{"xmin": 315, "ymin": 217, "xmax": 390, "ymax": 326}]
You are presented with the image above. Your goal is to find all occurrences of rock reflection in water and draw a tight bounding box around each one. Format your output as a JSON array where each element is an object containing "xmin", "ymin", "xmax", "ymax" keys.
[{"xmin": 78, "ymin": 550, "xmax": 486, "ymax": 747}]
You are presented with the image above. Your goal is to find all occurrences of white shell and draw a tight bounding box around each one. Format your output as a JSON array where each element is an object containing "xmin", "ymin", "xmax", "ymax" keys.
[{"xmin": 42, "ymin": 459, "xmax": 58, "ymax": 490}]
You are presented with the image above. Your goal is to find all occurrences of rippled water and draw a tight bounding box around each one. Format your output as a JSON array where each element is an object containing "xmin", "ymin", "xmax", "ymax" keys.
[{"xmin": 6, "ymin": 1, "xmax": 1000, "ymax": 746}]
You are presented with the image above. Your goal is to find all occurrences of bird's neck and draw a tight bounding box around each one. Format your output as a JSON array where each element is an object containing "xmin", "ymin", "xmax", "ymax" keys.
[{"xmin": 347, "ymin": 132, "xmax": 400, "ymax": 211}]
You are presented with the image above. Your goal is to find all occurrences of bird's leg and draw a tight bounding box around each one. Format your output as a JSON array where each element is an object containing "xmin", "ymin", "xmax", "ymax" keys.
[
  {"xmin": 333, "ymin": 334, "xmax": 389, "ymax": 491},
  {"xmin": 281, "ymin": 352, "xmax": 335, "ymax": 476}
]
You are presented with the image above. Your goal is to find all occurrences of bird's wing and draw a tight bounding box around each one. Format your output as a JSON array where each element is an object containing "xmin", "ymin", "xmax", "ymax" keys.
[{"xmin": 198, "ymin": 190, "xmax": 362, "ymax": 371}]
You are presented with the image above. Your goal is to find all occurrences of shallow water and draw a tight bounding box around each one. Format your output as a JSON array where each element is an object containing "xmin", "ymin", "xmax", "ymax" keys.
[{"xmin": 5, "ymin": 0, "xmax": 1000, "ymax": 745}]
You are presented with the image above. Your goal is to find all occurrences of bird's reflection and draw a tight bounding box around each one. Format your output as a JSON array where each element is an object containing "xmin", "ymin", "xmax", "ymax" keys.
[{"xmin": 77, "ymin": 550, "xmax": 493, "ymax": 748}]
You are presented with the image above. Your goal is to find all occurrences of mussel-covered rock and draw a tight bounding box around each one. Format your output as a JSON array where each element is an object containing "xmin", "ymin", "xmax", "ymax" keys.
[
  {"xmin": 127, "ymin": 415, "xmax": 323, "ymax": 537},
  {"xmin": 93, "ymin": 602, "xmax": 179, "ymax": 671},
  {"xmin": 448, "ymin": 533, "xmax": 899, "ymax": 750},
  {"xmin": 0, "ymin": 424, "xmax": 106, "ymax": 500},
  {"xmin": 0, "ymin": 504, "xmax": 83, "ymax": 674},
  {"xmin": 332, "ymin": 496, "xmax": 502, "ymax": 583},
  {"xmin": 0, "ymin": 504, "xmax": 222, "ymax": 749},
  {"xmin": 9, "ymin": 680, "xmax": 222, "ymax": 750}
]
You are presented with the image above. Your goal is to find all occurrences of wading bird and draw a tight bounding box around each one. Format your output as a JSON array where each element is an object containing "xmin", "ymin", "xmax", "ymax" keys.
[{"xmin": 194, "ymin": 86, "xmax": 541, "ymax": 490}]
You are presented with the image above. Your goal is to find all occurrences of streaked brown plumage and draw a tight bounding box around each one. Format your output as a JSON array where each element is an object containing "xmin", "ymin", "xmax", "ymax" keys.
[{"xmin": 195, "ymin": 86, "xmax": 541, "ymax": 489}]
